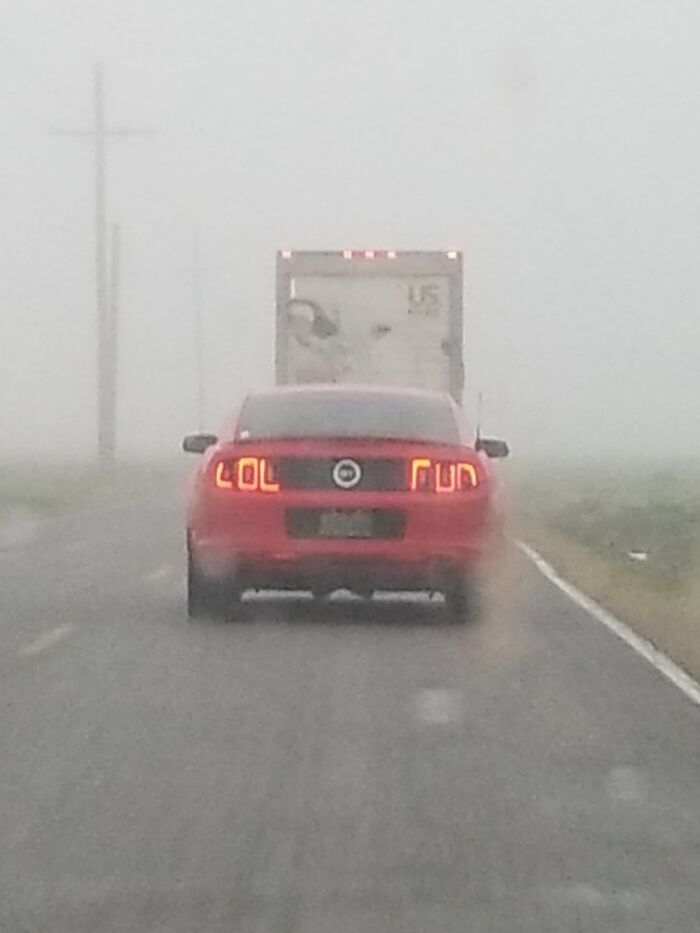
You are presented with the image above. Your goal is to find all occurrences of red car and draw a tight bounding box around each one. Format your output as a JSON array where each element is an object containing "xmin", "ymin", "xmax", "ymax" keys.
[{"xmin": 183, "ymin": 384, "xmax": 508, "ymax": 621}]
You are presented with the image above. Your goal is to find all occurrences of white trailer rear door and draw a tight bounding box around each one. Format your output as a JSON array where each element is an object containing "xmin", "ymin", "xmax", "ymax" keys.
[{"xmin": 287, "ymin": 274, "xmax": 451, "ymax": 390}]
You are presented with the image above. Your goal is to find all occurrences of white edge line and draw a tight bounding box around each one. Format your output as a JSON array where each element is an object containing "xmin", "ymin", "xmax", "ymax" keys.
[
  {"xmin": 18, "ymin": 623, "xmax": 75, "ymax": 658},
  {"xmin": 516, "ymin": 539, "xmax": 700, "ymax": 708}
]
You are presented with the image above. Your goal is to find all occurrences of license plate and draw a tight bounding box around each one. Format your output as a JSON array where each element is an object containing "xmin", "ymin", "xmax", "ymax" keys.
[{"xmin": 318, "ymin": 510, "xmax": 373, "ymax": 538}]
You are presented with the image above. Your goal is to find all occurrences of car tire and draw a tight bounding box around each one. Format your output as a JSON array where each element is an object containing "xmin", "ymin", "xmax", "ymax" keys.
[
  {"xmin": 187, "ymin": 538, "xmax": 241, "ymax": 620},
  {"xmin": 444, "ymin": 572, "xmax": 480, "ymax": 624},
  {"xmin": 187, "ymin": 542, "xmax": 214, "ymax": 619}
]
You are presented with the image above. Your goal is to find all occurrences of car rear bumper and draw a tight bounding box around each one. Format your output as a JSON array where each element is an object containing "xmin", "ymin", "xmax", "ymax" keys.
[
  {"xmin": 190, "ymin": 490, "xmax": 494, "ymax": 590},
  {"xmin": 247, "ymin": 555, "xmax": 477, "ymax": 592},
  {"xmin": 195, "ymin": 548, "xmax": 482, "ymax": 592}
]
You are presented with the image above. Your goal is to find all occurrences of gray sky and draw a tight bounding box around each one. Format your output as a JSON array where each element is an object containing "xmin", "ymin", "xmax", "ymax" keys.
[{"xmin": 1, "ymin": 0, "xmax": 698, "ymax": 460}]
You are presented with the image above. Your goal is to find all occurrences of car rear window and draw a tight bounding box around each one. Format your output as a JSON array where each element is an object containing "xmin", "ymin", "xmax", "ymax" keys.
[{"xmin": 236, "ymin": 392, "xmax": 460, "ymax": 444}]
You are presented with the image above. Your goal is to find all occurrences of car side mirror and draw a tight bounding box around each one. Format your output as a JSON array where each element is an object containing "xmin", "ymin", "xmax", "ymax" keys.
[
  {"xmin": 476, "ymin": 437, "xmax": 510, "ymax": 459},
  {"xmin": 182, "ymin": 433, "xmax": 218, "ymax": 454}
]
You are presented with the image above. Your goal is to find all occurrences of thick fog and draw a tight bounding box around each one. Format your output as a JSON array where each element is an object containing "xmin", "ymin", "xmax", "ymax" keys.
[{"xmin": 1, "ymin": 0, "xmax": 698, "ymax": 462}]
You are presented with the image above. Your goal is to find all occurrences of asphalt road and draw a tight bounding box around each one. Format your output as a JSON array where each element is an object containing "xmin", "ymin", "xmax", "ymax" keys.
[{"xmin": 1, "ymin": 494, "xmax": 699, "ymax": 933}]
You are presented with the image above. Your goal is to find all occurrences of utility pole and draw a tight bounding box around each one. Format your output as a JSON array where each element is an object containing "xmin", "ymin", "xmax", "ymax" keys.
[
  {"xmin": 94, "ymin": 64, "xmax": 110, "ymax": 467},
  {"xmin": 106, "ymin": 223, "xmax": 121, "ymax": 461},
  {"xmin": 51, "ymin": 63, "xmax": 151, "ymax": 469},
  {"xmin": 192, "ymin": 234, "xmax": 205, "ymax": 431}
]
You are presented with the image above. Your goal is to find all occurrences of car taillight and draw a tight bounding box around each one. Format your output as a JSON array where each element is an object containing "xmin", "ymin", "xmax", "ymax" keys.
[
  {"xmin": 214, "ymin": 458, "xmax": 279, "ymax": 493},
  {"xmin": 409, "ymin": 458, "xmax": 479, "ymax": 493}
]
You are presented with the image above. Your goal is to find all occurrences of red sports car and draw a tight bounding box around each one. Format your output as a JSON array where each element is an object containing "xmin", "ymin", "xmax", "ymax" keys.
[{"xmin": 183, "ymin": 384, "xmax": 508, "ymax": 621}]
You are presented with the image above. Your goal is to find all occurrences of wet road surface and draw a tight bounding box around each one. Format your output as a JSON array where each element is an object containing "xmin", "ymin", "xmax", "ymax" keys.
[{"xmin": 1, "ymin": 498, "xmax": 699, "ymax": 932}]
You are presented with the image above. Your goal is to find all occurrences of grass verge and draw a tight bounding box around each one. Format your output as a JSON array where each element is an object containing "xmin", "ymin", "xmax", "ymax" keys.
[{"xmin": 0, "ymin": 462, "xmax": 184, "ymax": 525}]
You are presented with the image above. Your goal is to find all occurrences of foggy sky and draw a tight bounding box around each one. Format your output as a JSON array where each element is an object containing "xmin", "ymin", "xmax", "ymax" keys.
[{"xmin": 1, "ymin": 0, "xmax": 699, "ymax": 461}]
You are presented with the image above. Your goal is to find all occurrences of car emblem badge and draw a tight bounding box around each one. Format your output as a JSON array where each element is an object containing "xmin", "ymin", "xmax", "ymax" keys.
[{"xmin": 332, "ymin": 458, "xmax": 362, "ymax": 490}]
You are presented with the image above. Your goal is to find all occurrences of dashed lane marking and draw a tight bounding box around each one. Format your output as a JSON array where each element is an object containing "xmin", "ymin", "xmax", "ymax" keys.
[
  {"xmin": 144, "ymin": 565, "xmax": 174, "ymax": 584},
  {"xmin": 17, "ymin": 624, "xmax": 75, "ymax": 658},
  {"xmin": 414, "ymin": 688, "xmax": 464, "ymax": 725}
]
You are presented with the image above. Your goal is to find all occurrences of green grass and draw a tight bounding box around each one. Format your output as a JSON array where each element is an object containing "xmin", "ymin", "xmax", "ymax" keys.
[{"xmin": 513, "ymin": 462, "xmax": 700, "ymax": 587}]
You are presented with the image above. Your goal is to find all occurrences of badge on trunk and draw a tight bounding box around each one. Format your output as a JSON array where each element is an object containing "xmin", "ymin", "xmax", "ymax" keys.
[{"xmin": 332, "ymin": 459, "xmax": 362, "ymax": 490}]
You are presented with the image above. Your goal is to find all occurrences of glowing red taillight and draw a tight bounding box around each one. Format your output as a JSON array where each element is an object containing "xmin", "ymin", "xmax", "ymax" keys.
[
  {"xmin": 214, "ymin": 458, "xmax": 279, "ymax": 493},
  {"xmin": 409, "ymin": 458, "xmax": 478, "ymax": 493}
]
